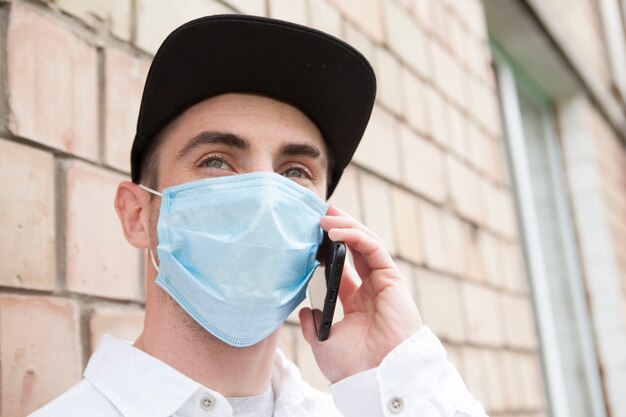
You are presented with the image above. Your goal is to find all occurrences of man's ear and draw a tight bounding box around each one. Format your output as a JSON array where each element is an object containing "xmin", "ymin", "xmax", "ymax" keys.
[{"xmin": 114, "ymin": 181, "xmax": 153, "ymax": 249}]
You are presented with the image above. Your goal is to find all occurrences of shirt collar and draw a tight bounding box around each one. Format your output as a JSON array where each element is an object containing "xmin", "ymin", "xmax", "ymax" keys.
[
  {"xmin": 84, "ymin": 335, "xmax": 312, "ymax": 417},
  {"xmin": 84, "ymin": 335, "xmax": 209, "ymax": 417}
]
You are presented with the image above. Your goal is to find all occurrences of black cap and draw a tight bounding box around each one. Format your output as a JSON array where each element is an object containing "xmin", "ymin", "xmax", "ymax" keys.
[{"xmin": 131, "ymin": 14, "xmax": 376, "ymax": 197}]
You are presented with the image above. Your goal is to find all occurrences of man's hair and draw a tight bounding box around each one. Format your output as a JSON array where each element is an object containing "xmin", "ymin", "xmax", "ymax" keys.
[{"xmin": 139, "ymin": 130, "xmax": 168, "ymax": 191}]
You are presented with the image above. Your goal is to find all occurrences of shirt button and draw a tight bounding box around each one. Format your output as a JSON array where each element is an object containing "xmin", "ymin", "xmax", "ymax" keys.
[
  {"xmin": 200, "ymin": 394, "xmax": 215, "ymax": 411},
  {"xmin": 388, "ymin": 396, "xmax": 404, "ymax": 414}
]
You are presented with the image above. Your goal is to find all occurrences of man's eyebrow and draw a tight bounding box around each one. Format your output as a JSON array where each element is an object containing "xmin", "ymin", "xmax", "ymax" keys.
[
  {"xmin": 176, "ymin": 131, "xmax": 249, "ymax": 160},
  {"xmin": 279, "ymin": 142, "xmax": 327, "ymax": 168}
]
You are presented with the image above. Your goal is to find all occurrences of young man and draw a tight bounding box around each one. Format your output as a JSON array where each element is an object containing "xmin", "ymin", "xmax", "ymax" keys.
[{"xmin": 32, "ymin": 15, "xmax": 488, "ymax": 417}]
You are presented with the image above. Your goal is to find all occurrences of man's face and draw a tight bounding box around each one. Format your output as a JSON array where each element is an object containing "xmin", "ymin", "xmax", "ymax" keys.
[
  {"xmin": 151, "ymin": 93, "xmax": 329, "ymax": 198},
  {"xmin": 135, "ymin": 92, "xmax": 330, "ymax": 329}
]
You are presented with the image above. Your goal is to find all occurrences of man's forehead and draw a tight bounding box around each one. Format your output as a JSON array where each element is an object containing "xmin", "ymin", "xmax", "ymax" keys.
[
  {"xmin": 179, "ymin": 93, "xmax": 319, "ymax": 125},
  {"xmin": 164, "ymin": 92, "xmax": 328, "ymax": 151}
]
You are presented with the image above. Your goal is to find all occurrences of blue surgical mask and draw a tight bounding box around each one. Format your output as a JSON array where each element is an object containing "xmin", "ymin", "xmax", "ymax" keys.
[{"xmin": 140, "ymin": 172, "xmax": 328, "ymax": 347}]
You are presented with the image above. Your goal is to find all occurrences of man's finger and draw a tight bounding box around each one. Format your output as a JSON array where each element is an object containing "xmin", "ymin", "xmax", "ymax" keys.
[
  {"xmin": 326, "ymin": 204, "xmax": 355, "ymax": 218},
  {"xmin": 298, "ymin": 308, "xmax": 317, "ymax": 347},
  {"xmin": 320, "ymin": 215, "xmax": 381, "ymax": 241},
  {"xmin": 328, "ymin": 227, "xmax": 395, "ymax": 272},
  {"xmin": 338, "ymin": 263, "xmax": 360, "ymax": 306}
]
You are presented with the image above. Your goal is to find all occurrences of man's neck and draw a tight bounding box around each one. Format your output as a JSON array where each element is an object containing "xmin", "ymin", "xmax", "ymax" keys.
[{"xmin": 133, "ymin": 284, "xmax": 278, "ymax": 398}]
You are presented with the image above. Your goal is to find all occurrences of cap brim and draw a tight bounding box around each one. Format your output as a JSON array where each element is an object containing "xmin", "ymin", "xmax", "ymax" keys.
[{"xmin": 131, "ymin": 14, "xmax": 376, "ymax": 197}]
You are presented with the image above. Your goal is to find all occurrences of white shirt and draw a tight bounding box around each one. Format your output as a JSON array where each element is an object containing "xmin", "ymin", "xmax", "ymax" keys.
[{"xmin": 30, "ymin": 326, "xmax": 487, "ymax": 417}]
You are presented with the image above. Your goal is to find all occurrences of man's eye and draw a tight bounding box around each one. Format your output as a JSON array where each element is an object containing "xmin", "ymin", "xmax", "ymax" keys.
[
  {"xmin": 201, "ymin": 157, "xmax": 227, "ymax": 169},
  {"xmin": 283, "ymin": 167, "xmax": 307, "ymax": 178}
]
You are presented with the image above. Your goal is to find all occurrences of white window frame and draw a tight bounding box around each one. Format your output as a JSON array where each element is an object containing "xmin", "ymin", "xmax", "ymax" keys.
[{"xmin": 495, "ymin": 55, "xmax": 607, "ymax": 417}]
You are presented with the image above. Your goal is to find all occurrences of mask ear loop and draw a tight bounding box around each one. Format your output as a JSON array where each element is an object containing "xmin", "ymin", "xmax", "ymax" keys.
[
  {"xmin": 138, "ymin": 184, "xmax": 162, "ymax": 272},
  {"xmin": 139, "ymin": 184, "xmax": 162, "ymax": 197},
  {"xmin": 149, "ymin": 249, "xmax": 160, "ymax": 272}
]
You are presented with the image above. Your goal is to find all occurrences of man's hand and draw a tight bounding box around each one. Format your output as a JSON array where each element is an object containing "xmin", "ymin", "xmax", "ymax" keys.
[{"xmin": 299, "ymin": 204, "xmax": 423, "ymax": 383}]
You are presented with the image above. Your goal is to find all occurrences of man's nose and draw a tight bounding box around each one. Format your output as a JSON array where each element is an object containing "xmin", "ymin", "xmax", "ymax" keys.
[{"xmin": 245, "ymin": 156, "xmax": 276, "ymax": 175}]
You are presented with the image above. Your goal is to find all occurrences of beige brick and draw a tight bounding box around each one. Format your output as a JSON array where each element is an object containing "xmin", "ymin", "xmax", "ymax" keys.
[
  {"xmin": 400, "ymin": 67, "xmax": 428, "ymax": 134},
  {"xmin": 424, "ymin": 86, "xmax": 449, "ymax": 147},
  {"xmin": 461, "ymin": 220, "xmax": 487, "ymax": 282},
  {"xmin": 89, "ymin": 305, "xmax": 145, "ymax": 353},
  {"xmin": 493, "ymin": 186, "xmax": 517, "ymax": 239},
  {"xmin": 465, "ymin": 44, "xmax": 485, "ymax": 85},
  {"xmin": 502, "ymin": 351, "xmax": 544, "ymax": 411},
  {"xmin": 7, "ymin": 4, "xmax": 98, "ymax": 160},
  {"xmin": 466, "ymin": 120, "xmax": 484, "ymax": 171},
  {"xmin": 307, "ymin": 0, "xmax": 341, "ymax": 38},
  {"xmin": 65, "ymin": 161, "xmax": 142, "ymax": 300},
  {"xmin": 442, "ymin": 211, "xmax": 465, "ymax": 277},
  {"xmin": 501, "ymin": 294, "xmax": 537, "ymax": 349},
  {"xmin": 394, "ymin": 258, "xmax": 416, "ymax": 298},
  {"xmin": 448, "ymin": 11, "xmax": 467, "ymax": 64},
  {"xmin": 53, "ymin": 0, "xmax": 132, "ymax": 40},
  {"xmin": 492, "ymin": 141, "xmax": 510, "ymax": 187},
  {"xmin": 104, "ymin": 48, "xmax": 149, "ymax": 172},
  {"xmin": 461, "ymin": 347, "xmax": 509, "ymax": 413},
  {"xmin": 328, "ymin": 165, "xmax": 362, "ymax": 221},
  {"xmin": 412, "ymin": 0, "xmax": 434, "ymax": 35},
  {"xmin": 454, "ymin": 0, "xmax": 488, "ymax": 42},
  {"xmin": 359, "ymin": 172, "xmax": 396, "ymax": 255},
  {"xmin": 428, "ymin": 0, "xmax": 451, "ymax": 46},
  {"xmin": 419, "ymin": 200, "xmax": 448, "ymax": 271},
  {"xmin": 328, "ymin": 0, "xmax": 384, "ymax": 42},
  {"xmin": 269, "ymin": 0, "xmax": 308, "ymax": 24},
  {"xmin": 480, "ymin": 178, "xmax": 498, "ymax": 234},
  {"xmin": 383, "ymin": 0, "xmax": 429, "ymax": 78},
  {"xmin": 415, "ymin": 269, "xmax": 464, "ymax": 342},
  {"xmin": 478, "ymin": 230, "xmax": 500, "ymax": 288},
  {"xmin": 224, "ymin": 0, "xmax": 266, "ymax": 15},
  {"xmin": 399, "ymin": 125, "xmax": 446, "ymax": 203},
  {"xmin": 391, "ymin": 187, "xmax": 423, "ymax": 264},
  {"xmin": 375, "ymin": 47, "xmax": 403, "ymax": 116},
  {"xmin": 459, "ymin": 347, "xmax": 490, "ymax": 412},
  {"xmin": 0, "ymin": 140, "xmax": 55, "ymax": 290},
  {"xmin": 0, "ymin": 295, "xmax": 82, "ymax": 417},
  {"xmin": 295, "ymin": 329, "xmax": 329, "ymax": 391},
  {"xmin": 135, "ymin": 0, "xmax": 234, "ymax": 54},
  {"xmin": 482, "ymin": 92, "xmax": 500, "ymax": 139},
  {"xmin": 352, "ymin": 105, "xmax": 402, "ymax": 182},
  {"xmin": 495, "ymin": 240, "xmax": 514, "ymax": 291},
  {"xmin": 467, "ymin": 78, "xmax": 499, "ymax": 138},
  {"xmin": 395, "ymin": 0, "xmax": 412, "ymax": 10},
  {"xmin": 475, "ymin": 131, "xmax": 499, "ymax": 180},
  {"xmin": 453, "ymin": 20, "xmax": 473, "ymax": 71},
  {"xmin": 457, "ymin": 69, "xmax": 473, "ymax": 116},
  {"xmin": 447, "ymin": 104, "xmax": 470, "ymax": 161},
  {"xmin": 500, "ymin": 350, "xmax": 521, "ymax": 411},
  {"xmin": 462, "ymin": 282, "xmax": 503, "ymax": 346},
  {"xmin": 447, "ymin": 156, "xmax": 483, "ymax": 224},
  {"xmin": 431, "ymin": 40, "xmax": 463, "ymax": 106},
  {"xmin": 443, "ymin": 343, "xmax": 464, "ymax": 376},
  {"xmin": 500, "ymin": 242, "xmax": 528, "ymax": 295}
]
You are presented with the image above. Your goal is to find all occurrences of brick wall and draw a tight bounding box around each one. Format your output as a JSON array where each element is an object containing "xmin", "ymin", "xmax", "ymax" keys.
[
  {"xmin": 0, "ymin": 1, "xmax": 544, "ymax": 416},
  {"xmin": 528, "ymin": 0, "xmax": 611, "ymax": 89},
  {"xmin": 585, "ymin": 106, "xmax": 626, "ymax": 289},
  {"xmin": 584, "ymin": 102, "xmax": 626, "ymax": 417}
]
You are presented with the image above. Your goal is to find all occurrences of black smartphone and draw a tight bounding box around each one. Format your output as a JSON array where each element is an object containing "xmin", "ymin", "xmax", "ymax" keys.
[{"xmin": 310, "ymin": 232, "xmax": 346, "ymax": 341}]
